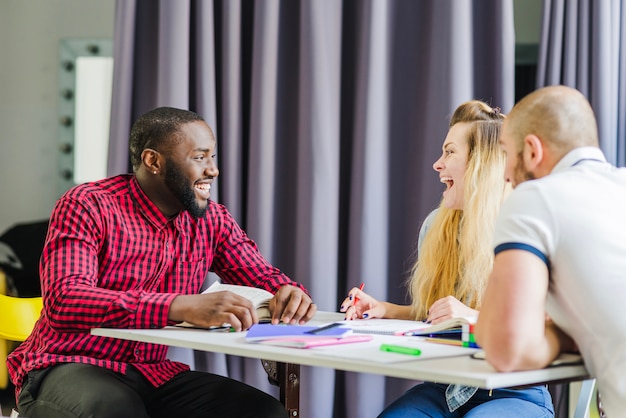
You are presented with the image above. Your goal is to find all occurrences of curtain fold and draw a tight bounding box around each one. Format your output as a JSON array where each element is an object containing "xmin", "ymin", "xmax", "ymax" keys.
[
  {"xmin": 108, "ymin": 1, "xmax": 514, "ymax": 416},
  {"xmin": 537, "ymin": 0, "xmax": 626, "ymax": 166},
  {"xmin": 343, "ymin": 1, "xmax": 392, "ymax": 415},
  {"xmin": 107, "ymin": 0, "xmax": 136, "ymax": 176},
  {"xmin": 294, "ymin": 2, "xmax": 345, "ymax": 416}
]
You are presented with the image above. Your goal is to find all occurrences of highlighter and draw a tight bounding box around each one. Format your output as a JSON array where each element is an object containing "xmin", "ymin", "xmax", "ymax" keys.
[{"xmin": 380, "ymin": 344, "xmax": 422, "ymax": 356}]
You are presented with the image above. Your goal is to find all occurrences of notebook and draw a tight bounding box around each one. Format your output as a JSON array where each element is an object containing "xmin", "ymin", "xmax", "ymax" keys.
[
  {"xmin": 245, "ymin": 323, "xmax": 351, "ymax": 342},
  {"xmin": 341, "ymin": 318, "xmax": 429, "ymax": 336},
  {"xmin": 256, "ymin": 335, "xmax": 373, "ymax": 348}
]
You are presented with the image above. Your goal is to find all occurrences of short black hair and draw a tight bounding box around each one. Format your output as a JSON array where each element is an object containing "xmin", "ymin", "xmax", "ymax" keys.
[{"xmin": 129, "ymin": 107, "xmax": 204, "ymax": 170}]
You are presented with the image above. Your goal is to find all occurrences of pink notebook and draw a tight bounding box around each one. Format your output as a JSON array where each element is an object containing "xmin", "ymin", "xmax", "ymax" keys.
[{"xmin": 257, "ymin": 334, "xmax": 373, "ymax": 348}]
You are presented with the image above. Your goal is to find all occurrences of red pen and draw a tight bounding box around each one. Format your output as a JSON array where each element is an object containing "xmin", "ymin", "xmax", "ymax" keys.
[{"xmin": 353, "ymin": 283, "xmax": 365, "ymax": 306}]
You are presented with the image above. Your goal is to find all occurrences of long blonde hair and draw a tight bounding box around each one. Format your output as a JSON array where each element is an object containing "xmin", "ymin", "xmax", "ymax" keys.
[{"xmin": 409, "ymin": 101, "xmax": 508, "ymax": 320}]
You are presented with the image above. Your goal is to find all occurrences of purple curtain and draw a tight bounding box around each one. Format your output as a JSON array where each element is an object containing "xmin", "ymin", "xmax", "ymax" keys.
[
  {"xmin": 537, "ymin": 0, "xmax": 626, "ymax": 166},
  {"xmin": 108, "ymin": 1, "xmax": 514, "ymax": 417},
  {"xmin": 535, "ymin": 1, "xmax": 626, "ymax": 414}
]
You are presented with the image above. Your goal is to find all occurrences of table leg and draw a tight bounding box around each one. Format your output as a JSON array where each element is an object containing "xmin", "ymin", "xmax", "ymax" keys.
[{"xmin": 277, "ymin": 362, "xmax": 300, "ymax": 417}]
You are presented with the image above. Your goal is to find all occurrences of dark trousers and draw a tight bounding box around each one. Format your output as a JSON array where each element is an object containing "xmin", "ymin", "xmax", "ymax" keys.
[{"xmin": 18, "ymin": 363, "xmax": 287, "ymax": 418}]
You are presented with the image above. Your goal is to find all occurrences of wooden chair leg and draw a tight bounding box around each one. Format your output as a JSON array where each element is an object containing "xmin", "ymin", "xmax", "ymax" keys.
[
  {"xmin": 277, "ymin": 362, "xmax": 300, "ymax": 417},
  {"xmin": 261, "ymin": 360, "xmax": 300, "ymax": 417}
]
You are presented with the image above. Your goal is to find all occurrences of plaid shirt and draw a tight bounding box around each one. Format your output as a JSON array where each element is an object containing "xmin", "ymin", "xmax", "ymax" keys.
[{"xmin": 7, "ymin": 174, "xmax": 305, "ymax": 392}]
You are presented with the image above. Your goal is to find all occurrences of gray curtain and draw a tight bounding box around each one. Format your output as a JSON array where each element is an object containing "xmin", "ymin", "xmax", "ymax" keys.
[
  {"xmin": 535, "ymin": 1, "xmax": 626, "ymax": 415},
  {"xmin": 108, "ymin": 1, "xmax": 514, "ymax": 417},
  {"xmin": 537, "ymin": 0, "xmax": 626, "ymax": 166}
]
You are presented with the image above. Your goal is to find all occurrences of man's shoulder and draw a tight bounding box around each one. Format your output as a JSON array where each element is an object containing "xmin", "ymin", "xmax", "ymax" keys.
[
  {"xmin": 513, "ymin": 160, "xmax": 626, "ymax": 199},
  {"xmin": 64, "ymin": 175, "xmax": 132, "ymax": 199},
  {"xmin": 509, "ymin": 169, "xmax": 577, "ymax": 201},
  {"xmin": 192, "ymin": 201, "xmax": 237, "ymax": 228},
  {"xmin": 204, "ymin": 200, "xmax": 228, "ymax": 217}
]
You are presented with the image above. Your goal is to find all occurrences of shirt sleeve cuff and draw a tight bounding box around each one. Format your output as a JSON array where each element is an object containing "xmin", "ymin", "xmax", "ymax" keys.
[{"xmin": 135, "ymin": 292, "xmax": 179, "ymax": 329}]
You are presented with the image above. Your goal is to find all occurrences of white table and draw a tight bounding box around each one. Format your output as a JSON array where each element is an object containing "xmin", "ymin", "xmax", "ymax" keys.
[{"xmin": 91, "ymin": 312, "xmax": 590, "ymax": 416}]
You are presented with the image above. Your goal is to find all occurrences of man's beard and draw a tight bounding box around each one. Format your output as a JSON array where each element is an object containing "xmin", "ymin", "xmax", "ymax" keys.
[
  {"xmin": 513, "ymin": 151, "xmax": 536, "ymax": 186},
  {"xmin": 164, "ymin": 158, "xmax": 208, "ymax": 218}
]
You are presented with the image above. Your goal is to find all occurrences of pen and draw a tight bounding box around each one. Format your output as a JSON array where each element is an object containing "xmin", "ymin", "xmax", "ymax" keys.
[
  {"xmin": 175, "ymin": 323, "xmax": 235, "ymax": 332},
  {"xmin": 353, "ymin": 282, "xmax": 365, "ymax": 306},
  {"xmin": 207, "ymin": 324, "xmax": 236, "ymax": 332},
  {"xmin": 424, "ymin": 337, "xmax": 463, "ymax": 346},
  {"xmin": 305, "ymin": 322, "xmax": 343, "ymax": 335},
  {"xmin": 404, "ymin": 329, "xmax": 461, "ymax": 338},
  {"xmin": 380, "ymin": 344, "xmax": 422, "ymax": 356}
]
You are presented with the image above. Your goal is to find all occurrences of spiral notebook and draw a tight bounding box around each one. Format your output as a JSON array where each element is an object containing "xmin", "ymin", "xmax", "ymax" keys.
[{"xmin": 341, "ymin": 318, "xmax": 429, "ymax": 336}]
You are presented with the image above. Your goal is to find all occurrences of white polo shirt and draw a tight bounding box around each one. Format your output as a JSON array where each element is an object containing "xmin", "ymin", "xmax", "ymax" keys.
[{"xmin": 493, "ymin": 147, "xmax": 626, "ymax": 416}]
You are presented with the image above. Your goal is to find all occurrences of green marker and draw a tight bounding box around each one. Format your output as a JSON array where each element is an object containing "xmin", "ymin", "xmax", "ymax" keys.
[{"xmin": 380, "ymin": 344, "xmax": 422, "ymax": 356}]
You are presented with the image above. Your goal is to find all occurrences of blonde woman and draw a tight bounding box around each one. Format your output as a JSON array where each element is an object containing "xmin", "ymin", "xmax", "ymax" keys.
[{"xmin": 341, "ymin": 100, "xmax": 554, "ymax": 417}]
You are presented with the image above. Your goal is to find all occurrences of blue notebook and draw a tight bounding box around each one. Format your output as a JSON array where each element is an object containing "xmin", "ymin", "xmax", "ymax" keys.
[{"xmin": 245, "ymin": 323, "xmax": 351, "ymax": 341}]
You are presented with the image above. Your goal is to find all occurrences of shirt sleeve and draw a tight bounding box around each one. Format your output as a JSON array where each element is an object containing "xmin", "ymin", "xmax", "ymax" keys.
[
  {"xmin": 41, "ymin": 193, "xmax": 175, "ymax": 332},
  {"xmin": 493, "ymin": 183, "xmax": 555, "ymax": 268},
  {"xmin": 209, "ymin": 204, "xmax": 308, "ymax": 295},
  {"xmin": 417, "ymin": 208, "xmax": 438, "ymax": 252}
]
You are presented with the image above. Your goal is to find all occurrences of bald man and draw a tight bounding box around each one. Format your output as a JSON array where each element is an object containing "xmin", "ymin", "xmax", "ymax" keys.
[{"xmin": 475, "ymin": 85, "xmax": 626, "ymax": 416}]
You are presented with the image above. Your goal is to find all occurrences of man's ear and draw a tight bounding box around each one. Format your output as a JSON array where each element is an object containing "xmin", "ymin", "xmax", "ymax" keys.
[
  {"xmin": 141, "ymin": 148, "xmax": 162, "ymax": 174},
  {"xmin": 522, "ymin": 134, "xmax": 544, "ymax": 171}
]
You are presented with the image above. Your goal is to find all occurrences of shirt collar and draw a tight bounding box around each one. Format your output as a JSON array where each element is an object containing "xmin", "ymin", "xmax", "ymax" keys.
[
  {"xmin": 551, "ymin": 147, "xmax": 607, "ymax": 174},
  {"xmin": 129, "ymin": 176, "xmax": 180, "ymax": 231}
]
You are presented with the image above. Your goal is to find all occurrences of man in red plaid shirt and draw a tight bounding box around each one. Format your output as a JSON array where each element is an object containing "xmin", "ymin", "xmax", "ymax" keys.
[{"xmin": 8, "ymin": 107, "xmax": 316, "ymax": 418}]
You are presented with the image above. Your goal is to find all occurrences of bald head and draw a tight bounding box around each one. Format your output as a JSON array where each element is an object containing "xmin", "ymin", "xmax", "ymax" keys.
[{"xmin": 504, "ymin": 86, "xmax": 599, "ymax": 158}]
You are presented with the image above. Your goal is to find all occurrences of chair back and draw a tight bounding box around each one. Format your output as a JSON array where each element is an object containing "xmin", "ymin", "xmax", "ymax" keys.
[{"xmin": 0, "ymin": 293, "xmax": 43, "ymax": 341}]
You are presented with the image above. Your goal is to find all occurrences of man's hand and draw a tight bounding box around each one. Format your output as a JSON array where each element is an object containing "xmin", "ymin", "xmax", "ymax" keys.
[
  {"xmin": 269, "ymin": 285, "xmax": 316, "ymax": 325},
  {"xmin": 169, "ymin": 292, "xmax": 258, "ymax": 331},
  {"xmin": 546, "ymin": 319, "xmax": 579, "ymax": 353}
]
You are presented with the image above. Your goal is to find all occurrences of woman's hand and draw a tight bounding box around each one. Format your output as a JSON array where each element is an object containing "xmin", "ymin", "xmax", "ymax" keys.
[
  {"xmin": 340, "ymin": 287, "xmax": 386, "ymax": 320},
  {"xmin": 426, "ymin": 296, "xmax": 478, "ymax": 324}
]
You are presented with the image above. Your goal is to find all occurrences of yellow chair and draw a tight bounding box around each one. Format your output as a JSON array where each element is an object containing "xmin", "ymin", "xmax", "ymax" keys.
[{"xmin": 0, "ymin": 269, "xmax": 43, "ymax": 390}]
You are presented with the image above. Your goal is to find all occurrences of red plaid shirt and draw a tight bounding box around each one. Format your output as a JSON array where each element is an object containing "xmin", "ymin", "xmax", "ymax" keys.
[{"xmin": 7, "ymin": 175, "xmax": 305, "ymax": 393}]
